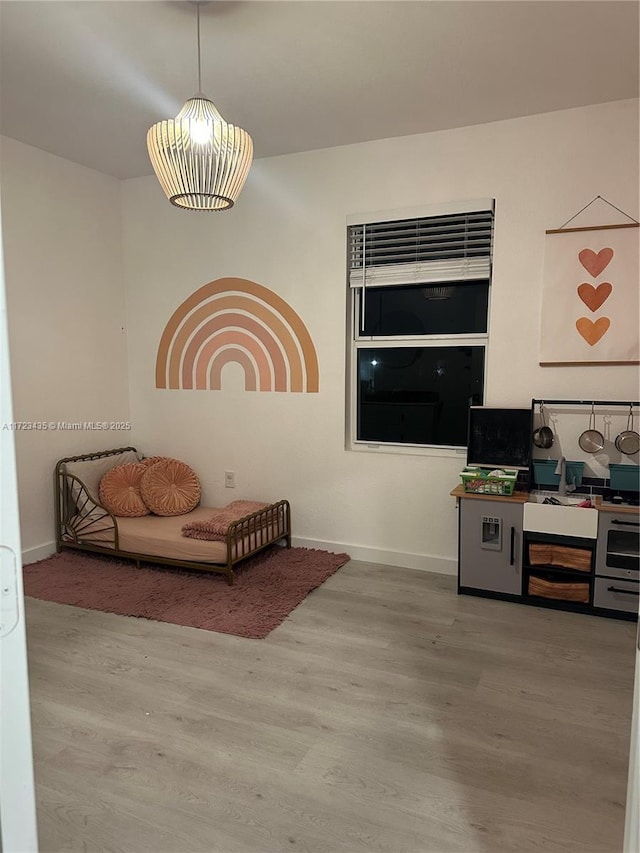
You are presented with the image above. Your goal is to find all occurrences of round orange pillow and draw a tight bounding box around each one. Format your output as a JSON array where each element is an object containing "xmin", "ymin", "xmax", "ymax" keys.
[
  {"xmin": 98, "ymin": 462, "xmax": 150, "ymax": 518},
  {"xmin": 140, "ymin": 455, "xmax": 169, "ymax": 467},
  {"xmin": 140, "ymin": 458, "xmax": 201, "ymax": 516}
]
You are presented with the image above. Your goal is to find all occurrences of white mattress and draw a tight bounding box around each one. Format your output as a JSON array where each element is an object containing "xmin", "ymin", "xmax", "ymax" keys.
[{"xmin": 116, "ymin": 507, "xmax": 228, "ymax": 563}]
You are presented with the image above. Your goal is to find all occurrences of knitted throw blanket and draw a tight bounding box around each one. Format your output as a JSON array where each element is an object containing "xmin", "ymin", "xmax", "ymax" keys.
[{"xmin": 182, "ymin": 500, "xmax": 269, "ymax": 541}]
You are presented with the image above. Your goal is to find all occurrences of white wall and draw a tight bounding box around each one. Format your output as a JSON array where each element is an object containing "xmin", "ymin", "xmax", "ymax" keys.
[
  {"xmin": 1, "ymin": 102, "xmax": 636, "ymax": 570},
  {"xmin": 0, "ymin": 137, "xmax": 130, "ymax": 561},
  {"xmin": 130, "ymin": 99, "xmax": 638, "ymax": 571}
]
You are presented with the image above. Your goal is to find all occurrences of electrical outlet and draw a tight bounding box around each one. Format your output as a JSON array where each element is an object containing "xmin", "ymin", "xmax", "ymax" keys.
[{"xmin": 224, "ymin": 470, "xmax": 235, "ymax": 488}]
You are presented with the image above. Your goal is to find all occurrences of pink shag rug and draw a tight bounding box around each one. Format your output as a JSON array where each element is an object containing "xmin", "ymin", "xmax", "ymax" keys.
[{"xmin": 23, "ymin": 547, "xmax": 350, "ymax": 639}]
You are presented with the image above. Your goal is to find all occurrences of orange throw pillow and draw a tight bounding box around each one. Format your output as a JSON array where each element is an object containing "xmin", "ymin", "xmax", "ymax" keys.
[
  {"xmin": 141, "ymin": 455, "xmax": 169, "ymax": 467},
  {"xmin": 98, "ymin": 462, "xmax": 150, "ymax": 518},
  {"xmin": 140, "ymin": 458, "xmax": 201, "ymax": 516}
]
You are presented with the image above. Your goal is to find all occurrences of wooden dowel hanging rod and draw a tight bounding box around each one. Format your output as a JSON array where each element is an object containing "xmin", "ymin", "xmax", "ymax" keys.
[{"xmin": 532, "ymin": 399, "xmax": 640, "ymax": 408}]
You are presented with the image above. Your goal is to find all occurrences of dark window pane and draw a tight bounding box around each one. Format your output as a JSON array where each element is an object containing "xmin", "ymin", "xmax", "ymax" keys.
[
  {"xmin": 360, "ymin": 281, "xmax": 489, "ymax": 336},
  {"xmin": 357, "ymin": 347, "xmax": 485, "ymax": 446}
]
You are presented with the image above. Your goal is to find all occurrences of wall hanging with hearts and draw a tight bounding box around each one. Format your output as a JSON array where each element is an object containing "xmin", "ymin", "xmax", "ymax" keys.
[{"xmin": 539, "ymin": 198, "xmax": 639, "ymax": 365}]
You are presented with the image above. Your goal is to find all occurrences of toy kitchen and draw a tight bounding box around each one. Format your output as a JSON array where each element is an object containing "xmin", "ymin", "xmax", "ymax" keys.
[{"xmin": 451, "ymin": 398, "xmax": 640, "ymax": 621}]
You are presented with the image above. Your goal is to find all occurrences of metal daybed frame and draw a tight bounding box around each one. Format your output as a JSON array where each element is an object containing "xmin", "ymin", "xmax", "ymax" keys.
[{"xmin": 54, "ymin": 447, "xmax": 291, "ymax": 585}]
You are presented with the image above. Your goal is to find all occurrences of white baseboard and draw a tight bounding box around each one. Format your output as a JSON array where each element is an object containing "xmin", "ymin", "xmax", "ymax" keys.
[
  {"xmin": 21, "ymin": 537, "xmax": 456, "ymax": 577},
  {"xmin": 291, "ymin": 536, "xmax": 457, "ymax": 576},
  {"xmin": 22, "ymin": 541, "xmax": 56, "ymax": 565}
]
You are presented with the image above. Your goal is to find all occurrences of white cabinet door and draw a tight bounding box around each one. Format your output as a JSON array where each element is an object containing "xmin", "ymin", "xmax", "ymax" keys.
[
  {"xmin": 623, "ymin": 628, "xmax": 639, "ymax": 853},
  {"xmin": 0, "ymin": 211, "xmax": 39, "ymax": 852}
]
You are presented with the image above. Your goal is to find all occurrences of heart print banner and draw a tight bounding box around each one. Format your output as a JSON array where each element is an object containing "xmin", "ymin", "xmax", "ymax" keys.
[{"xmin": 539, "ymin": 224, "xmax": 639, "ymax": 364}]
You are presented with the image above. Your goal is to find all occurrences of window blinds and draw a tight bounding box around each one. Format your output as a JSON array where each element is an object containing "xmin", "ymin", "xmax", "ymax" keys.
[{"xmin": 348, "ymin": 208, "xmax": 494, "ymax": 288}]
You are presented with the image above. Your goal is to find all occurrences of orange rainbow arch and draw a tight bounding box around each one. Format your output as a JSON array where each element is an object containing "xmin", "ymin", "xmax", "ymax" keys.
[{"xmin": 155, "ymin": 278, "xmax": 319, "ymax": 392}]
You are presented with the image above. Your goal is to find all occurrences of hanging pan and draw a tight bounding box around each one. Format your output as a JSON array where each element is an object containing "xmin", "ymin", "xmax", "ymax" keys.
[
  {"xmin": 532, "ymin": 403, "xmax": 554, "ymax": 449},
  {"xmin": 578, "ymin": 404, "xmax": 605, "ymax": 454},
  {"xmin": 615, "ymin": 406, "xmax": 640, "ymax": 456}
]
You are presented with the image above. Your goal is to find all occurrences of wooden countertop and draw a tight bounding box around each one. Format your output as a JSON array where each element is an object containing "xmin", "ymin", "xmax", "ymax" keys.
[
  {"xmin": 451, "ymin": 485, "xmax": 640, "ymax": 514},
  {"xmin": 594, "ymin": 498, "xmax": 640, "ymax": 516},
  {"xmin": 450, "ymin": 485, "xmax": 530, "ymax": 503}
]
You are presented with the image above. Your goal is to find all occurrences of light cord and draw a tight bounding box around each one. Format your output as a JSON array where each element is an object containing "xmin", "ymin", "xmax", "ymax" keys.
[{"xmin": 196, "ymin": 2, "xmax": 202, "ymax": 95}]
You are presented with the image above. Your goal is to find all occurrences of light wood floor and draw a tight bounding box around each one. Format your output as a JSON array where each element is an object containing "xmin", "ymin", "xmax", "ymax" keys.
[{"xmin": 25, "ymin": 561, "xmax": 637, "ymax": 853}]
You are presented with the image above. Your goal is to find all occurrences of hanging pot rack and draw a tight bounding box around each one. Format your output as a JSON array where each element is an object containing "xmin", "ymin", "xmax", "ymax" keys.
[{"xmin": 532, "ymin": 399, "xmax": 639, "ymax": 408}]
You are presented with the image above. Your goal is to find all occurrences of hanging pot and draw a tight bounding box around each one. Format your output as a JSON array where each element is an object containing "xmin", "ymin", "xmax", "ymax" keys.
[
  {"xmin": 532, "ymin": 403, "xmax": 554, "ymax": 449},
  {"xmin": 578, "ymin": 404, "xmax": 605, "ymax": 453},
  {"xmin": 615, "ymin": 406, "xmax": 640, "ymax": 456}
]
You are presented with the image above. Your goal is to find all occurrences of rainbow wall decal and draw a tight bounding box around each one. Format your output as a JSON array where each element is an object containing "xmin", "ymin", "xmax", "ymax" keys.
[{"xmin": 155, "ymin": 278, "xmax": 319, "ymax": 392}]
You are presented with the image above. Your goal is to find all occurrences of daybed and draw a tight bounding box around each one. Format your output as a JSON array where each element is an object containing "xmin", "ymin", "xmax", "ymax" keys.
[{"xmin": 54, "ymin": 447, "xmax": 291, "ymax": 585}]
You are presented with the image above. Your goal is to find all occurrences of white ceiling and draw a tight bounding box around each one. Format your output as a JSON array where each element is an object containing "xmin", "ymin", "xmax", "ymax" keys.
[{"xmin": 1, "ymin": 1, "xmax": 638, "ymax": 180}]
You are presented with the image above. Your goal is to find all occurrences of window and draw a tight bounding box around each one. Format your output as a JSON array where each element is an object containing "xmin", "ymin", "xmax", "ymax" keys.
[{"xmin": 347, "ymin": 201, "xmax": 494, "ymax": 451}]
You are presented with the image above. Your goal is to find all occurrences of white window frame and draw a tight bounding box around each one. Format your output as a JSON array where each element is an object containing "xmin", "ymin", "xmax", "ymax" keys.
[{"xmin": 346, "ymin": 200, "xmax": 494, "ymax": 457}]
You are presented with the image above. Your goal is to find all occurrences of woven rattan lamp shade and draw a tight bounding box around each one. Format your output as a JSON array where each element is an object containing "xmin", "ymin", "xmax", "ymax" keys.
[{"xmin": 147, "ymin": 95, "xmax": 253, "ymax": 211}]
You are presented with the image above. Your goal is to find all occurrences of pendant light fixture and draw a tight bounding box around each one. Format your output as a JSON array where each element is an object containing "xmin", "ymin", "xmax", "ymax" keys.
[{"xmin": 147, "ymin": 2, "xmax": 253, "ymax": 211}]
